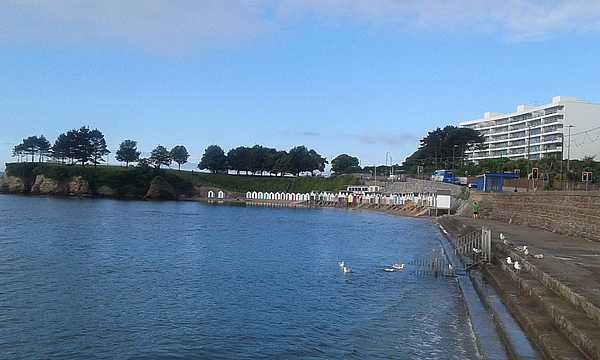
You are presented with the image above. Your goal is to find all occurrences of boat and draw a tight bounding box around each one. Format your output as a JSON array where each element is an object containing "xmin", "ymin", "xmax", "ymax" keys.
[{"xmin": 342, "ymin": 265, "xmax": 352, "ymax": 273}]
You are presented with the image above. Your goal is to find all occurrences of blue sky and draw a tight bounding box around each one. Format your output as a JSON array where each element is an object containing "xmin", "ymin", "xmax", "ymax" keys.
[{"xmin": 2, "ymin": 1, "xmax": 600, "ymax": 170}]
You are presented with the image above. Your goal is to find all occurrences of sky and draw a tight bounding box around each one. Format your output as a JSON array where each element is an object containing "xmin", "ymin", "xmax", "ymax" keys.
[{"xmin": 2, "ymin": 0, "xmax": 600, "ymax": 170}]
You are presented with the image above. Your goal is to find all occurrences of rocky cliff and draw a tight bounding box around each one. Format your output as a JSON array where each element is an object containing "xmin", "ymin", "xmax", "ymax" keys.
[{"xmin": 0, "ymin": 173, "xmax": 231, "ymax": 201}]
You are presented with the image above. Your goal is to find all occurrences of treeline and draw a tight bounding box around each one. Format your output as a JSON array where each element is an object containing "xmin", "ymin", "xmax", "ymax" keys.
[
  {"xmin": 403, "ymin": 125, "xmax": 484, "ymax": 169},
  {"xmin": 12, "ymin": 127, "xmax": 364, "ymax": 177}
]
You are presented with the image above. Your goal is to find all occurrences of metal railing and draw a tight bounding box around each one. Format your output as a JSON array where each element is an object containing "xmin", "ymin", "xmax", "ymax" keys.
[{"xmin": 448, "ymin": 228, "xmax": 492, "ymax": 269}]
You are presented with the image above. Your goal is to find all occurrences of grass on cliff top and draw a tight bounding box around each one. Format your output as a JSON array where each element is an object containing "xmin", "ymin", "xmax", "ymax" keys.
[{"xmin": 5, "ymin": 163, "xmax": 360, "ymax": 194}]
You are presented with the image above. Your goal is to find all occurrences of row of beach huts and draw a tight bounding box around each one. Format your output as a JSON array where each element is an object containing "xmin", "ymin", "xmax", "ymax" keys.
[{"xmin": 242, "ymin": 189, "xmax": 452, "ymax": 209}]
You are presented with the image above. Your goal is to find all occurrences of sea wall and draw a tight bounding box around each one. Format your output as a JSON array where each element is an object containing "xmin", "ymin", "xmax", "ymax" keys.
[{"xmin": 471, "ymin": 191, "xmax": 600, "ymax": 242}]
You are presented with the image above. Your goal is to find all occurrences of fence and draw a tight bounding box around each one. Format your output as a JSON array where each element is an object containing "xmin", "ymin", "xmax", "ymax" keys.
[{"xmin": 448, "ymin": 227, "xmax": 492, "ymax": 269}]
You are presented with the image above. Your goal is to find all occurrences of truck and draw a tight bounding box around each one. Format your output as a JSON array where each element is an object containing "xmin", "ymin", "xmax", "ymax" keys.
[{"xmin": 431, "ymin": 170, "xmax": 456, "ymax": 184}]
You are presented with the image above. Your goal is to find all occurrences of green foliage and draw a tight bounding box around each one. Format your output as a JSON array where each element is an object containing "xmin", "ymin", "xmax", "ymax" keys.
[
  {"xmin": 199, "ymin": 145, "xmax": 227, "ymax": 173},
  {"xmin": 5, "ymin": 163, "xmax": 359, "ymax": 196},
  {"xmin": 149, "ymin": 146, "xmax": 172, "ymax": 169},
  {"xmin": 404, "ymin": 125, "xmax": 484, "ymax": 168},
  {"xmin": 89, "ymin": 129, "xmax": 110, "ymax": 166},
  {"xmin": 116, "ymin": 140, "xmax": 141, "ymax": 166},
  {"xmin": 170, "ymin": 145, "xmax": 189, "ymax": 170},
  {"xmin": 331, "ymin": 154, "xmax": 360, "ymax": 174},
  {"xmin": 13, "ymin": 135, "xmax": 51, "ymax": 162},
  {"xmin": 49, "ymin": 127, "xmax": 109, "ymax": 165},
  {"xmin": 177, "ymin": 171, "xmax": 359, "ymax": 193}
]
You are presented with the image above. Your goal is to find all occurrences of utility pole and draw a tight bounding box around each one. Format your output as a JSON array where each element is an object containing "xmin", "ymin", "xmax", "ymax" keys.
[
  {"xmin": 452, "ymin": 145, "xmax": 458, "ymax": 170},
  {"xmin": 566, "ymin": 125, "xmax": 574, "ymax": 191},
  {"xmin": 527, "ymin": 125, "xmax": 531, "ymax": 192},
  {"xmin": 385, "ymin": 152, "xmax": 389, "ymax": 179},
  {"xmin": 560, "ymin": 129, "xmax": 565, "ymax": 190}
]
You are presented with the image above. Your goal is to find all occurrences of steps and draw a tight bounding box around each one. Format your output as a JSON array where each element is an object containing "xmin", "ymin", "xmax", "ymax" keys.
[
  {"xmin": 484, "ymin": 265, "xmax": 586, "ymax": 360},
  {"xmin": 488, "ymin": 246, "xmax": 600, "ymax": 360}
]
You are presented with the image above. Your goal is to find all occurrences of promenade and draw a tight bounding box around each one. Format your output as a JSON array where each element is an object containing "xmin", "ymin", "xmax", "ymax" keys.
[{"xmin": 439, "ymin": 215, "xmax": 600, "ymax": 360}]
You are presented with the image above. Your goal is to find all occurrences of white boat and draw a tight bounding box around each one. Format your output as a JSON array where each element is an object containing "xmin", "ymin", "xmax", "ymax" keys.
[{"xmin": 342, "ymin": 265, "xmax": 352, "ymax": 273}]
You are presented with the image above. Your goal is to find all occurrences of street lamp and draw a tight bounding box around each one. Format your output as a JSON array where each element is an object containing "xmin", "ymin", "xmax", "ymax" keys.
[
  {"xmin": 452, "ymin": 145, "xmax": 458, "ymax": 170},
  {"xmin": 566, "ymin": 125, "xmax": 575, "ymax": 190}
]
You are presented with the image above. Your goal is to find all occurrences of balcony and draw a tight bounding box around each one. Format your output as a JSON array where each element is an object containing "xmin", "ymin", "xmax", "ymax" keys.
[{"xmin": 509, "ymin": 132, "xmax": 526, "ymax": 139}]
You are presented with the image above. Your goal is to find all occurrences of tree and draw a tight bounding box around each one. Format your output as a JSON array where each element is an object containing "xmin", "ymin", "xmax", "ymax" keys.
[
  {"xmin": 404, "ymin": 126, "xmax": 484, "ymax": 169},
  {"xmin": 272, "ymin": 151, "xmax": 292, "ymax": 176},
  {"xmin": 288, "ymin": 146, "xmax": 310, "ymax": 175},
  {"xmin": 52, "ymin": 132, "xmax": 77, "ymax": 164},
  {"xmin": 199, "ymin": 145, "xmax": 227, "ymax": 173},
  {"xmin": 137, "ymin": 158, "xmax": 152, "ymax": 170},
  {"xmin": 170, "ymin": 145, "xmax": 189, "ymax": 171},
  {"xmin": 15, "ymin": 136, "xmax": 39, "ymax": 162},
  {"xmin": 89, "ymin": 129, "xmax": 110, "ymax": 166},
  {"xmin": 332, "ymin": 154, "xmax": 360, "ymax": 174},
  {"xmin": 226, "ymin": 146, "xmax": 247, "ymax": 174},
  {"xmin": 36, "ymin": 135, "xmax": 51, "ymax": 162},
  {"xmin": 12, "ymin": 143, "xmax": 24, "ymax": 162},
  {"xmin": 308, "ymin": 149, "xmax": 327, "ymax": 175},
  {"xmin": 72, "ymin": 127, "xmax": 93, "ymax": 165},
  {"xmin": 287, "ymin": 146, "xmax": 325, "ymax": 175},
  {"xmin": 116, "ymin": 140, "xmax": 141, "ymax": 167},
  {"xmin": 149, "ymin": 145, "xmax": 172, "ymax": 169},
  {"xmin": 13, "ymin": 135, "xmax": 52, "ymax": 162}
]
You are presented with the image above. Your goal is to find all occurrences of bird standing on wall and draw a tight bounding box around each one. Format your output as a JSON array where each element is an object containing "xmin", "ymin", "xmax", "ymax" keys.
[
  {"xmin": 506, "ymin": 256, "xmax": 513, "ymax": 265},
  {"xmin": 514, "ymin": 261, "xmax": 522, "ymax": 273}
]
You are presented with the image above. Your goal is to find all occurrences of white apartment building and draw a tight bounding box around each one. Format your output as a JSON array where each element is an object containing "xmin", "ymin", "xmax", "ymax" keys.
[{"xmin": 460, "ymin": 96, "xmax": 600, "ymax": 162}]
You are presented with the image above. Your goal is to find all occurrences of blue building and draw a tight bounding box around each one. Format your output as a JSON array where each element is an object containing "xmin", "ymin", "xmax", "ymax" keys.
[{"xmin": 472, "ymin": 173, "xmax": 520, "ymax": 192}]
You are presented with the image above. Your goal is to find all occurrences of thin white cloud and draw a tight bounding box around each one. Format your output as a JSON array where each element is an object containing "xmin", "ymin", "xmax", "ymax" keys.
[
  {"xmin": 2, "ymin": 0, "xmax": 600, "ymax": 52},
  {"xmin": 354, "ymin": 133, "xmax": 417, "ymax": 148}
]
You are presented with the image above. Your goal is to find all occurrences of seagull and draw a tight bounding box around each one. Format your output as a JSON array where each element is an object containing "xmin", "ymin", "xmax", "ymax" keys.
[
  {"xmin": 392, "ymin": 263, "xmax": 405, "ymax": 270},
  {"xmin": 524, "ymin": 248, "xmax": 530, "ymax": 256},
  {"xmin": 506, "ymin": 256, "xmax": 513, "ymax": 265},
  {"xmin": 514, "ymin": 261, "xmax": 522, "ymax": 272},
  {"xmin": 515, "ymin": 245, "xmax": 528, "ymax": 253},
  {"xmin": 534, "ymin": 254, "xmax": 544, "ymax": 259},
  {"xmin": 473, "ymin": 248, "xmax": 482, "ymax": 254},
  {"xmin": 338, "ymin": 260, "xmax": 345, "ymax": 268},
  {"xmin": 499, "ymin": 233, "xmax": 506, "ymax": 241},
  {"xmin": 343, "ymin": 265, "xmax": 352, "ymax": 274}
]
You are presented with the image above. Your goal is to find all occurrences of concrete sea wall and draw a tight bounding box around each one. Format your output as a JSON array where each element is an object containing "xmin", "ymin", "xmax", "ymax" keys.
[{"xmin": 472, "ymin": 191, "xmax": 600, "ymax": 242}]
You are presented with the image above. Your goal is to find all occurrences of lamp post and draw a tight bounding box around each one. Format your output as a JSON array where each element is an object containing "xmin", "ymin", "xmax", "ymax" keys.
[
  {"xmin": 385, "ymin": 152, "xmax": 389, "ymax": 179},
  {"xmin": 452, "ymin": 145, "xmax": 458, "ymax": 170},
  {"xmin": 566, "ymin": 125, "xmax": 574, "ymax": 190}
]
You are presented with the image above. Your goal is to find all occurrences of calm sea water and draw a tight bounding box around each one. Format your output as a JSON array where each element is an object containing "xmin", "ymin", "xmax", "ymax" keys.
[{"xmin": 0, "ymin": 195, "xmax": 479, "ymax": 359}]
